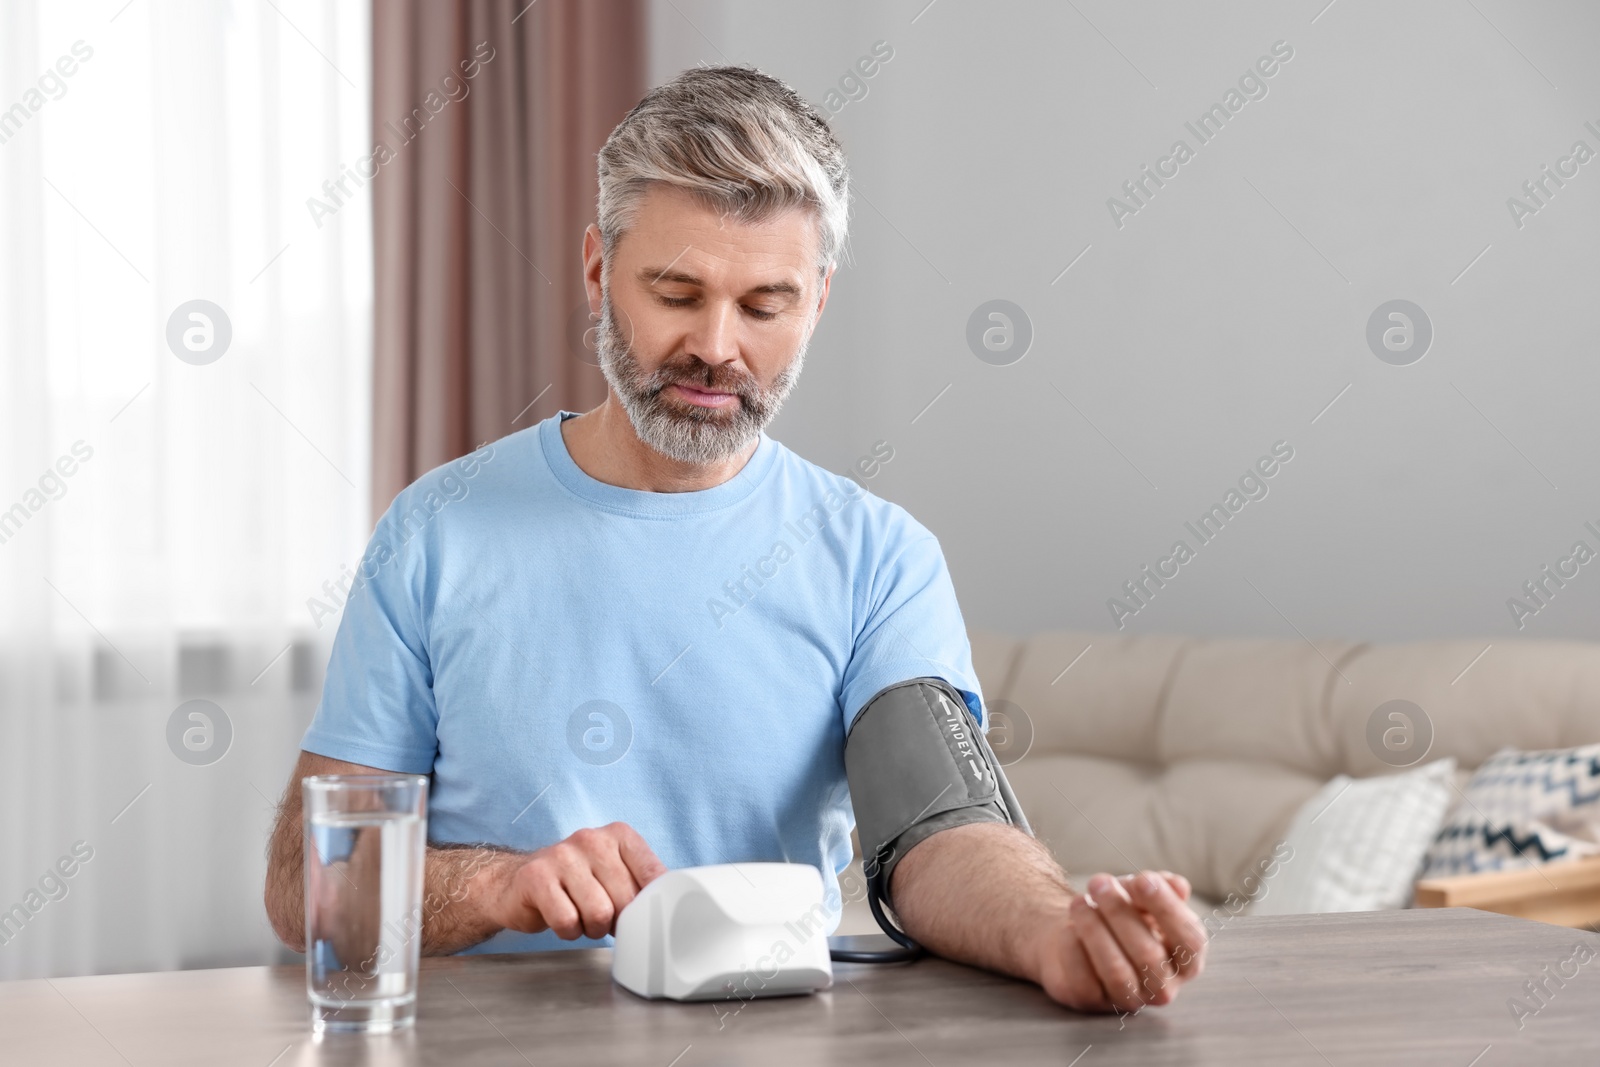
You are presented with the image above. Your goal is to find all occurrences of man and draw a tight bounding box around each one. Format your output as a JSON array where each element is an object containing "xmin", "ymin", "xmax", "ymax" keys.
[{"xmin": 265, "ymin": 64, "xmax": 1206, "ymax": 1015}]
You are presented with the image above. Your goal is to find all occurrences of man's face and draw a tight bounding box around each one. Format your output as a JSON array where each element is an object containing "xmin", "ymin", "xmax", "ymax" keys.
[{"xmin": 593, "ymin": 184, "xmax": 830, "ymax": 465}]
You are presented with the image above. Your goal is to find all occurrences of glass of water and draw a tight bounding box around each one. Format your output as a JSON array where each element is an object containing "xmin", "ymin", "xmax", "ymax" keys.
[{"xmin": 302, "ymin": 774, "xmax": 428, "ymax": 1033}]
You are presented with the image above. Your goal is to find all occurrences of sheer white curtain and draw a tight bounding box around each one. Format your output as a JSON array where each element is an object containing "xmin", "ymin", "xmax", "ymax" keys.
[{"xmin": 0, "ymin": 0, "xmax": 371, "ymax": 980}]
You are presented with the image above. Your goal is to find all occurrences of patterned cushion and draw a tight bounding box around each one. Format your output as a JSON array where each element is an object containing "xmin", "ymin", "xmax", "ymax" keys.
[{"xmin": 1419, "ymin": 744, "xmax": 1600, "ymax": 878}]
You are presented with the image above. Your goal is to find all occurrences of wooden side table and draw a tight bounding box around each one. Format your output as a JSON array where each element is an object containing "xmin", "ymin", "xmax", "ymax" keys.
[{"xmin": 1414, "ymin": 856, "xmax": 1600, "ymax": 927}]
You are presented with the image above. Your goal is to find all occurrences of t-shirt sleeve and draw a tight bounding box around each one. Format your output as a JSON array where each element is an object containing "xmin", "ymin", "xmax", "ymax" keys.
[
  {"xmin": 299, "ymin": 509, "xmax": 440, "ymax": 774},
  {"xmin": 839, "ymin": 529, "xmax": 985, "ymax": 735}
]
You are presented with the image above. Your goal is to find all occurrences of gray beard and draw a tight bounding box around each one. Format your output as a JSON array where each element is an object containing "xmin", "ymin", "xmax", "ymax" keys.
[{"xmin": 594, "ymin": 287, "xmax": 807, "ymax": 467}]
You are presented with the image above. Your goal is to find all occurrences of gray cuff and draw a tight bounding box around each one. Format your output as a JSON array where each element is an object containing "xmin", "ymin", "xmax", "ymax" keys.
[{"xmin": 846, "ymin": 676, "xmax": 1033, "ymax": 910}]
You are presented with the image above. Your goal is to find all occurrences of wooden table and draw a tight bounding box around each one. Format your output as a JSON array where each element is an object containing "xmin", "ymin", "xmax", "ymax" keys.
[{"xmin": 4, "ymin": 908, "xmax": 1598, "ymax": 1065}]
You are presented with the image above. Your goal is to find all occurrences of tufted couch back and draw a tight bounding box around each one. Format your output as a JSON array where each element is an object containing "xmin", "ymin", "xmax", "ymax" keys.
[{"xmin": 969, "ymin": 629, "xmax": 1600, "ymax": 907}]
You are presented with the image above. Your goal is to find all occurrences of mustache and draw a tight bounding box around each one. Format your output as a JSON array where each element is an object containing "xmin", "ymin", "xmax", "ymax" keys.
[{"xmin": 647, "ymin": 358, "xmax": 757, "ymax": 398}]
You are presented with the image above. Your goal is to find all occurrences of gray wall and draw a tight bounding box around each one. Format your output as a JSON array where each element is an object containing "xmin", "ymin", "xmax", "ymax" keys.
[{"xmin": 649, "ymin": 0, "xmax": 1600, "ymax": 645}]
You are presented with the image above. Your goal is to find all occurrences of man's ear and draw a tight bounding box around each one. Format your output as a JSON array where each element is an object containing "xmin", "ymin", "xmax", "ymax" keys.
[
  {"xmin": 810, "ymin": 264, "xmax": 835, "ymax": 333},
  {"xmin": 582, "ymin": 224, "xmax": 605, "ymax": 314}
]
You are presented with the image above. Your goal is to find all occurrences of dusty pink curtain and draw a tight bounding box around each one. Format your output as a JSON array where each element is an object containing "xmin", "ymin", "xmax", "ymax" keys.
[{"xmin": 370, "ymin": 0, "xmax": 648, "ymax": 521}]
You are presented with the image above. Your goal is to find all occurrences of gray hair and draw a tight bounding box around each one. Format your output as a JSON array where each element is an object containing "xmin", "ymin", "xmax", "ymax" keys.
[{"xmin": 596, "ymin": 64, "xmax": 850, "ymax": 281}]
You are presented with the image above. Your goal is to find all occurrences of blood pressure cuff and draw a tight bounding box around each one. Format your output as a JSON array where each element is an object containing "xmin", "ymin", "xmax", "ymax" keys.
[{"xmin": 844, "ymin": 677, "xmax": 1032, "ymax": 909}]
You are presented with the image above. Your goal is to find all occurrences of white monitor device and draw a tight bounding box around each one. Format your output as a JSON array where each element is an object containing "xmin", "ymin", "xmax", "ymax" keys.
[{"xmin": 611, "ymin": 863, "xmax": 835, "ymax": 1002}]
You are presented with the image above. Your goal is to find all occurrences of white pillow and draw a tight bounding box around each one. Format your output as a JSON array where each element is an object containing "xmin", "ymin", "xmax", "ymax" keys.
[{"xmin": 1250, "ymin": 758, "xmax": 1456, "ymax": 915}]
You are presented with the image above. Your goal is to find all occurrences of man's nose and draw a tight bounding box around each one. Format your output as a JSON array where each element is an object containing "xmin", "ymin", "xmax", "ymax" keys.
[{"xmin": 684, "ymin": 300, "xmax": 741, "ymax": 367}]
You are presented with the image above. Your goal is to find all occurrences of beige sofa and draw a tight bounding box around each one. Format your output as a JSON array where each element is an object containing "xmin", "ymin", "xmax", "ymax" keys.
[{"xmin": 838, "ymin": 628, "xmax": 1600, "ymax": 932}]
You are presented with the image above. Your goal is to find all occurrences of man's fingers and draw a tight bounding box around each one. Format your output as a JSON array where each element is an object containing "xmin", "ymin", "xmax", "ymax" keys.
[
  {"xmin": 586, "ymin": 841, "xmax": 644, "ymax": 927},
  {"xmin": 506, "ymin": 865, "xmax": 565, "ymax": 936},
  {"xmin": 542, "ymin": 841, "xmax": 611, "ymax": 940},
  {"xmin": 1128, "ymin": 871, "xmax": 1209, "ymax": 979},
  {"xmin": 559, "ymin": 867, "xmax": 618, "ymax": 940},
  {"xmin": 1091, "ymin": 876, "xmax": 1181, "ymax": 1006},
  {"xmin": 1069, "ymin": 893, "xmax": 1146, "ymax": 1014},
  {"xmin": 495, "ymin": 824, "xmax": 666, "ymax": 942},
  {"xmin": 565, "ymin": 827, "xmax": 643, "ymax": 929},
  {"xmin": 1053, "ymin": 918, "xmax": 1114, "ymax": 1013},
  {"xmin": 535, "ymin": 883, "xmax": 583, "ymax": 939},
  {"xmin": 1054, "ymin": 870, "xmax": 1207, "ymax": 1015},
  {"xmin": 1119, "ymin": 870, "xmax": 1190, "ymax": 903},
  {"xmin": 608, "ymin": 822, "xmax": 668, "ymax": 886}
]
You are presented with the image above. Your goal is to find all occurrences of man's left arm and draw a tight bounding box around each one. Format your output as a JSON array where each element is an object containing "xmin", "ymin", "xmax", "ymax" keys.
[
  {"xmin": 886, "ymin": 819, "xmax": 1209, "ymax": 1014},
  {"xmin": 835, "ymin": 528, "xmax": 1208, "ymax": 1012},
  {"xmin": 843, "ymin": 676, "xmax": 1208, "ymax": 1014}
]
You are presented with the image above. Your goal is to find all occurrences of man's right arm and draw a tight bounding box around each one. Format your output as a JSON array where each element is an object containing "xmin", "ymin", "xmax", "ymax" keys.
[{"xmin": 264, "ymin": 750, "xmax": 666, "ymax": 956}]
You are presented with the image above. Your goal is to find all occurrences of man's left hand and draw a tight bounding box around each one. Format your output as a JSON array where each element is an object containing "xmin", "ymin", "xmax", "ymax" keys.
[{"xmin": 1029, "ymin": 870, "xmax": 1209, "ymax": 1014}]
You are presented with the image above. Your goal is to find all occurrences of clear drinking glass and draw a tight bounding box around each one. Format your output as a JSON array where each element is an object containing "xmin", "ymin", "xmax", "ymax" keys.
[{"xmin": 302, "ymin": 774, "xmax": 428, "ymax": 1033}]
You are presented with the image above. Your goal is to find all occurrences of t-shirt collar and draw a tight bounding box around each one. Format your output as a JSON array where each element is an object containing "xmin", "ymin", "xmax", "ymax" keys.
[{"xmin": 540, "ymin": 410, "xmax": 778, "ymax": 518}]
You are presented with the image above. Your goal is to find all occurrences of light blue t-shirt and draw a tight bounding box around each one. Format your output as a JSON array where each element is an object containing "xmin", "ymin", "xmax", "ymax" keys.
[{"xmin": 300, "ymin": 411, "xmax": 984, "ymax": 954}]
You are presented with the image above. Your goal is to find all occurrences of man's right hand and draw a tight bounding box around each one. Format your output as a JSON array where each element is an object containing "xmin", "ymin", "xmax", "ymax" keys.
[{"xmin": 481, "ymin": 822, "xmax": 668, "ymax": 940}]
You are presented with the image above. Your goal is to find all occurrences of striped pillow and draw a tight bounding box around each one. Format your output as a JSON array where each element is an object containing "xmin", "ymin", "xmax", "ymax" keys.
[{"xmin": 1419, "ymin": 744, "xmax": 1600, "ymax": 879}]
